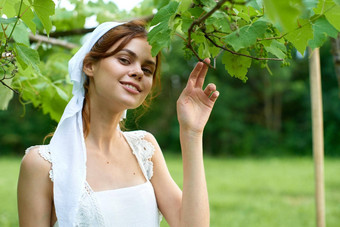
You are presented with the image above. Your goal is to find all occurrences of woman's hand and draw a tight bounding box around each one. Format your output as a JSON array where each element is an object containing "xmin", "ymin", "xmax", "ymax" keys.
[{"xmin": 177, "ymin": 58, "xmax": 219, "ymax": 134}]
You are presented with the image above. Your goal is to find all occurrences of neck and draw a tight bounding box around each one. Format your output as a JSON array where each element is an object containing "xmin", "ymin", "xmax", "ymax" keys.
[{"xmin": 84, "ymin": 101, "xmax": 126, "ymax": 154}]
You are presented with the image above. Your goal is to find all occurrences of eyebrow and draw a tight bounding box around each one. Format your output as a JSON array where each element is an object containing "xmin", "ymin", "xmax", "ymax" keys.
[{"xmin": 120, "ymin": 49, "xmax": 156, "ymax": 66}]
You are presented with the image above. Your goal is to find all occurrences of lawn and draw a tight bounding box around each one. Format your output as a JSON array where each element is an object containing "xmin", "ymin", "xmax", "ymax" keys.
[{"xmin": 1, "ymin": 155, "xmax": 339, "ymax": 227}]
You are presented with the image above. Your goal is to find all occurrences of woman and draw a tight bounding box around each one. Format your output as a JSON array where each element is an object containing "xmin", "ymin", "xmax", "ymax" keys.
[{"xmin": 17, "ymin": 20, "xmax": 219, "ymax": 227}]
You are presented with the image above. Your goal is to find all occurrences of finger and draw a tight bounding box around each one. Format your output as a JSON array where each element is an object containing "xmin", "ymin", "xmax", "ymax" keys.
[
  {"xmin": 204, "ymin": 83, "xmax": 216, "ymax": 96},
  {"xmin": 188, "ymin": 61, "xmax": 204, "ymax": 82},
  {"xmin": 196, "ymin": 58, "xmax": 210, "ymax": 88},
  {"xmin": 209, "ymin": 90, "xmax": 219, "ymax": 102}
]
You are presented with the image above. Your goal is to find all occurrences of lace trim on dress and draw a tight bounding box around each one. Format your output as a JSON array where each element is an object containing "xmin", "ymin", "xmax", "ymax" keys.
[
  {"xmin": 74, "ymin": 182, "xmax": 106, "ymax": 226},
  {"xmin": 123, "ymin": 130, "xmax": 155, "ymax": 180},
  {"xmin": 25, "ymin": 145, "xmax": 54, "ymax": 182}
]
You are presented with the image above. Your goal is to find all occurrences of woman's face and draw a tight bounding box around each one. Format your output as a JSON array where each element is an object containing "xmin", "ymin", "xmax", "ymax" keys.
[{"xmin": 85, "ymin": 37, "xmax": 156, "ymax": 111}]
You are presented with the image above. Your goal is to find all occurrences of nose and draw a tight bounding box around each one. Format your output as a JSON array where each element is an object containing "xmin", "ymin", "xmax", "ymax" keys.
[{"xmin": 128, "ymin": 65, "xmax": 143, "ymax": 80}]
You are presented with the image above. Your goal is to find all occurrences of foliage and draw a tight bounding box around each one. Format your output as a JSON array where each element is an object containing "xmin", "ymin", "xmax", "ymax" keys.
[
  {"xmin": 148, "ymin": 0, "xmax": 340, "ymax": 81},
  {"xmin": 0, "ymin": 0, "xmax": 339, "ymax": 121},
  {"xmin": 0, "ymin": 0, "xmax": 339, "ymax": 157}
]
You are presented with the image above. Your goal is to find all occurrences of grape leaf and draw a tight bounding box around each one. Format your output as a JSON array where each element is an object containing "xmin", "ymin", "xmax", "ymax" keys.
[
  {"xmin": 264, "ymin": 40, "xmax": 286, "ymax": 59},
  {"xmin": 181, "ymin": 11, "xmax": 194, "ymax": 32},
  {"xmin": 314, "ymin": 0, "xmax": 333, "ymax": 14},
  {"xmin": 263, "ymin": 0, "xmax": 303, "ymax": 32},
  {"xmin": 333, "ymin": 0, "xmax": 340, "ymax": 5},
  {"xmin": 148, "ymin": 1, "xmax": 179, "ymax": 56},
  {"xmin": 224, "ymin": 20, "xmax": 268, "ymax": 51},
  {"xmin": 150, "ymin": 1, "xmax": 179, "ymax": 26},
  {"xmin": 32, "ymin": 0, "xmax": 55, "ymax": 35},
  {"xmin": 148, "ymin": 22, "xmax": 172, "ymax": 56},
  {"xmin": 20, "ymin": 1, "xmax": 36, "ymax": 34},
  {"xmin": 14, "ymin": 43, "xmax": 40, "ymax": 72},
  {"xmin": 206, "ymin": 11, "xmax": 232, "ymax": 33},
  {"xmin": 0, "ymin": 17, "xmax": 17, "ymax": 24},
  {"xmin": 178, "ymin": 0, "xmax": 192, "ymax": 13},
  {"xmin": 309, "ymin": 16, "xmax": 338, "ymax": 49},
  {"xmin": 0, "ymin": 0, "xmax": 18, "ymax": 17},
  {"xmin": 222, "ymin": 50, "xmax": 252, "ymax": 82},
  {"xmin": 285, "ymin": 19, "xmax": 313, "ymax": 55},
  {"xmin": 0, "ymin": 78, "xmax": 14, "ymax": 110},
  {"xmin": 198, "ymin": 41, "xmax": 211, "ymax": 59},
  {"xmin": 11, "ymin": 22, "xmax": 30, "ymax": 46},
  {"xmin": 324, "ymin": 5, "xmax": 340, "ymax": 30}
]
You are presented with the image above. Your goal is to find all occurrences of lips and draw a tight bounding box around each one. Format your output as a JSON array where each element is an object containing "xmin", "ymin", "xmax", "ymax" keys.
[{"xmin": 120, "ymin": 81, "xmax": 141, "ymax": 93}]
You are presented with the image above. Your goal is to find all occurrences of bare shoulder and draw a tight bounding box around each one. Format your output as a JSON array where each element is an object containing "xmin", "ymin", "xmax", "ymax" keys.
[
  {"xmin": 20, "ymin": 146, "xmax": 52, "ymax": 180},
  {"xmin": 143, "ymin": 131, "xmax": 158, "ymax": 145},
  {"xmin": 143, "ymin": 131, "xmax": 162, "ymax": 153},
  {"xmin": 142, "ymin": 131, "xmax": 167, "ymax": 165}
]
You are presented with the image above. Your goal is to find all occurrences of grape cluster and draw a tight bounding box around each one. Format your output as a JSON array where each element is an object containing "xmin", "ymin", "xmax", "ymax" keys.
[{"xmin": 0, "ymin": 49, "xmax": 18, "ymax": 90}]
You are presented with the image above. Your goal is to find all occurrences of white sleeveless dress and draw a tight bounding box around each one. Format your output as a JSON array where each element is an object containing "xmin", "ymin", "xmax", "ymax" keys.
[{"xmin": 26, "ymin": 130, "xmax": 162, "ymax": 227}]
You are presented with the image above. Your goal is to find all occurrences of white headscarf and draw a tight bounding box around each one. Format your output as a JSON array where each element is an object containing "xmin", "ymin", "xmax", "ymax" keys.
[{"xmin": 49, "ymin": 22, "xmax": 124, "ymax": 226}]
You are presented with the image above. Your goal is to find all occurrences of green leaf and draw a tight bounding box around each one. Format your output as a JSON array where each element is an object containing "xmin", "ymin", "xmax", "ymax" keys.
[
  {"xmin": 325, "ymin": 5, "xmax": 340, "ymax": 30},
  {"xmin": 0, "ymin": 78, "xmax": 14, "ymax": 110},
  {"xmin": 192, "ymin": 31, "xmax": 205, "ymax": 43},
  {"xmin": 333, "ymin": 0, "xmax": 340, "ymax": 5},
  {"xmin": 148, "ymin": 1, "xmax": 179, "ymax": 56},
  {"xmin": 0, "ymin": 0, "xmax": 18, "ymax": 17},
  {"xmin": 264, "ymin": 40, "xmax": 286, "ymax": 59},
  {"xmin": 11, "ymin": 22, "xmax": 30, "ymax": 46},
  {"xmin": 0, "ymin": 17, "xmax": 17, "ymax": 24},
  {"xmin": 247, "ymin": 0, "xmax": 263, "ymax": 11},
  {"xmin": 39, "ymin": 83, "xmax": 69, "ymax": 121},
  {"xmin": 285, "ymin": 19, "xmax": 313, "ymax": 55},
  {"xmin": 14, "ymin": 43, "xmax": 40, "ymax": 72},
  {"xmin": 263, "ymin": 0, "xmax": 303, "ymax": 32},
  {"xmin": 206, "ymin": 11, "xmax": 232, "ymax": 33},
  {"xmin": 309, "ymin": 16, "xmax": 338, "ymax": 49},
  {"xmin": 148, "ymin": 21, "xmax": 172, "ymax": 56},
  {"xmin": 181, "ymin": 11, "xmax": 194, "ymax": 32},
  {"xmin": 224, "ymin": 20, "xmax": 268, "ymax": 51},
  {"xmin": 198, "ymin": 40, "xmax": 211, "ymax": 59},
  {"xmin": 150, "ymin": 1, "xmax": 179, "ymax": 26},
  {"xmin": 32, "ymin": 0, "xmax": 55, "ymax": 34},
  {"xmin": 222, "ymin": 50, "xmax": 252, "ymax": 82},
  {"xmin": 20, "ymin": 1, "xmax": 36, "ymax": 34},
  {"xmin": 178, "ymin": 0, "xmax": 192, "ymax": 13}
]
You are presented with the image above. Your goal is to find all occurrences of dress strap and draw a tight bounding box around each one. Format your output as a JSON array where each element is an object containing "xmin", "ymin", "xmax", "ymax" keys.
[
  {"xmin": 122, "ymin": 130, "xmax": 155, "ymax": 180},
  {"xmin": 25, "ymin": 145, "xmax": 54, "ymax": 182}
]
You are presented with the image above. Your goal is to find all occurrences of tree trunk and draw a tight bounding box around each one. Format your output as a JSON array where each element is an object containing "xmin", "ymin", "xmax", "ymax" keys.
[{"xmin": 309, "ymin": 47, "xmax": 325, "ymax": 227}]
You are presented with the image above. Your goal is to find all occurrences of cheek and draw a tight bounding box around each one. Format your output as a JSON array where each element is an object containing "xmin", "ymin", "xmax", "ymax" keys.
[{"xmin": 145, "ymin": 78, "xmax": 153, "ymax": 93}]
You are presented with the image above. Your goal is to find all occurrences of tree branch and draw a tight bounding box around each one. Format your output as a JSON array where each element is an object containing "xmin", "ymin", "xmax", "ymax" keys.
[
  {"xmin": 29, "ymin": 34, "xmax": 78, "ymax": 49},
  {"xmin": 187, "ymin": 0, "xmax": 228, "ymax": 68},
  {"xmin": 204, "ymin": 33, "xmax": 283, "ymax": 61},
  {"xmin": 49, "ymin": 15, "xmax": 155, "ymax": 38},
  {"xmin": 0, "ymin": 80, "xmax": 19, "ymax": 94},
  {"xmin": 49, "ymin": 28, "xmax": 95, "ymax": 38}
]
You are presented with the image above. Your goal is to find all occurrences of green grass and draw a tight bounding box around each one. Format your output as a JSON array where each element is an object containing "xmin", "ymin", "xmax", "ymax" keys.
[{"xmin": 1, "ymin": 155, "xmax": 339, "ymax": 227}]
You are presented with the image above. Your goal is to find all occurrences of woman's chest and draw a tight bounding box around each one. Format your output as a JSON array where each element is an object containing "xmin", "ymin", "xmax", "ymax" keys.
[{"xmin": 86, "ymin": 147, "xmax": 146, "ymax": 192}]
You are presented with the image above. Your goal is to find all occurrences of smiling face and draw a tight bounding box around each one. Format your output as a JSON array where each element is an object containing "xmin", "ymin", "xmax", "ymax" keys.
[{"xmin": 83, "ymin": 37, "xmax": 156, "ymax": 111}]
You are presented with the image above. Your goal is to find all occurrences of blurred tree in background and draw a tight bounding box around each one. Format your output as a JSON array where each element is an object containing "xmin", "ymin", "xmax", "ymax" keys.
[{"xmin": 0, "ymin": 0, "xmax": 339, "ymax": 157}]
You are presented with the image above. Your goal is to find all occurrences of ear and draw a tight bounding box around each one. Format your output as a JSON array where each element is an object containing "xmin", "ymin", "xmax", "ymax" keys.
[{"xmin": 83, "ymin": 61, "xmax": 96, "ymax": 77}]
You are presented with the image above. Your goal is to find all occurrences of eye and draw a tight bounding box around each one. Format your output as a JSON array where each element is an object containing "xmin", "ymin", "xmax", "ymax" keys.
[
  {"xmin": 142, "ymin": 67, "xmax": 153, "ymax": 75},
  {"xmin": 119, "ymin": 58, "xmax": 130, "ymax": 65}
]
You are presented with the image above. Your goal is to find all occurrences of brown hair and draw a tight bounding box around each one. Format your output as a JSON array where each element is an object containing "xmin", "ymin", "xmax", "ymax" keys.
[{"xmin": 82, "ymin": 20, "xmax": 162, "ymax": 137}]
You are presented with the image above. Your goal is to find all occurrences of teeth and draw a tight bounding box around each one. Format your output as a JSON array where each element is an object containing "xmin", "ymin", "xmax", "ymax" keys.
[{"xmin": 123, "ymin": 84, "xmax": 138, "ymax": 91}]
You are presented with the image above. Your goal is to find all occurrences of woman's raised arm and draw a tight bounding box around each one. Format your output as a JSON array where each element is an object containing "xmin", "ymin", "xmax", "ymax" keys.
[{"xmin": 150, "ymin": 58, "xmax": 218, "ymax": 227}]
